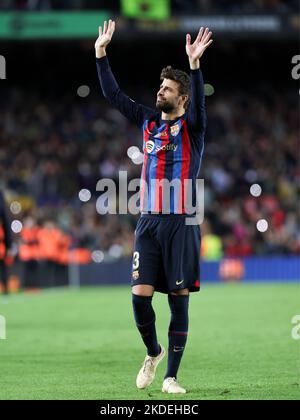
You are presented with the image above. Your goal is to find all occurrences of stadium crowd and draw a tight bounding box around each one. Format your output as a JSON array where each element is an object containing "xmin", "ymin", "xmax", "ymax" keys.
[
  {"xmin": 0, "ymin": 0, "xmax": 298, "ymax": 13},
  {"xmin": 0, "ymin": 80, "xmax": 299, "ymax": 263}
]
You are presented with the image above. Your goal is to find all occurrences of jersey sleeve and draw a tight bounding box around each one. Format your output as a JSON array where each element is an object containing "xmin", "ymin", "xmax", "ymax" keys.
[
  {"xmin": 186, "ymin": 68, "xmax": 207, "ymax": 137},
  {"xmin": 96, "ymin": 56, "xmax": 155, "ymax": 128}
]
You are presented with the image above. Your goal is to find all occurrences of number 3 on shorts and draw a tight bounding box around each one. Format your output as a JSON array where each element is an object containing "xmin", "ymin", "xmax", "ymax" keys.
[{"xmin": 133, "ymin": 252, "xmax": 140, "ymax": 270}]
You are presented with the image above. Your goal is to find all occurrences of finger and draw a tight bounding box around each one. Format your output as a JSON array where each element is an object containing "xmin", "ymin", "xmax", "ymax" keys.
[
  {"xmin": 99, "ymin": 26, "xmax": 102, "ymax": 37},
  {"xmin": 109, "ymin": 20, "xmax": 116, "ymax": 36},
  {"xmin": 196, "ymin": 27, "xmax": 204, "ymax": 43},
  {"xmin": 203, "ymin": 39, "xmax": 213, "ymax": 50},
  {"xmin": 201, "ymin": 27, "xmax": 209, "ymax": 42},
  {"xmin": 203, "ymin": 31, "xmax": 212, "ymax": 44},
  {"xmin": 103, "ymin": 20, "xmax": 107, "ymax": 34},
  {"xmin": 186, "ymin": 33, "xmax": 191, "ymax": 45}
]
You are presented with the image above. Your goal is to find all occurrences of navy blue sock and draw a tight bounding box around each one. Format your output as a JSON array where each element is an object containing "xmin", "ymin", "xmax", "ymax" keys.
[
  {"xmin": 132, "ymin": 294, "xmax": 160, "ymax": 357},
  {"xmin": 165, "ymin": 294, "xmax": 189, "ymax": 379}
]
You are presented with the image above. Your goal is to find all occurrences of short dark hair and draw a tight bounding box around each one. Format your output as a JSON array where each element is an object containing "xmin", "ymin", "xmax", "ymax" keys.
[{"xmin": 160, "ymin": 66, "xmax": 191, "ymax": 109}]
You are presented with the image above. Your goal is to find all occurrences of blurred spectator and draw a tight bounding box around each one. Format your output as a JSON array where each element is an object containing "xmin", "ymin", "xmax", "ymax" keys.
[
  {"xmin": 0, "ymin": 75, "xmax": 298, "ymax": 260},
  {"xmin": 0, "ymin": 0, "xmax": 120, "ymax": 11},
  {"xmin": 201, "ymin": 221, "xmax": 224, "ymax": 261},
  {"xmin": 0, "ymin": 0, "xmax": 298, "ymax": 13}
]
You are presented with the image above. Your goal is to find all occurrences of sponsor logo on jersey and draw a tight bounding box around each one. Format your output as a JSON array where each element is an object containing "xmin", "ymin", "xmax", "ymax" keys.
[
  {"xmin": 146, "ymin": 140, "xmax": 155, "ymax": 153},
  {"xmin": 156, "ymin": 144, "xmax": 178, "ymax": 153},
  {"xmin": 154, "ymin": 131, "xmax": 168, "ymax": 139},
  {"xmin": 146, "ymin": 141, "xmax": 178, "ymax": 154}
]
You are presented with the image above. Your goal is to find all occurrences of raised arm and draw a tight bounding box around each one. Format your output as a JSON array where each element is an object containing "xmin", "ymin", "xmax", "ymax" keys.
[
  {"xmin": 185, "ymin": 27, "xmax": 213, "ymax": 134},
  {"xmin": 95, "ymin": 20, "xmax": 154, "ymax": 127}
]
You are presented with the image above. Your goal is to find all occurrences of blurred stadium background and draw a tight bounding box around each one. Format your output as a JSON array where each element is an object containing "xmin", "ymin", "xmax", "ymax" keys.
[
  {"xmin": 0, "ymin": 0, "xmax": 299, "ymax": 290},
  {"xmin": 0, "ymin": 0, "xmax": 299, "ymax": 401}
]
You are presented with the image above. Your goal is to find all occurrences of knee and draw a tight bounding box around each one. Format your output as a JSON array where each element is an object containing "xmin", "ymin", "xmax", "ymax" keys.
[
  {"xmin": 170, "ymin": 288, "xmax": 189, "ymax": 297},
  {"xmin": 168, "ymin": 293, "xmax": 189, "ymax": 317},
  {"xmin": 132, "ymin": 293, "xmax": 155, "ymax": 325},
  {"xmin": 132, "ymin": 284, "xmax": 154, "ymax": 297}
]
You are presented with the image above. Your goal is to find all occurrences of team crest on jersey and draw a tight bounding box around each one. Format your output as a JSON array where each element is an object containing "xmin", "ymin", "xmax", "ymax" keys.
[
  {"xmin": 146, "ymin": 140, "xmax": 155, "ymax": 153},
  {"xmin": 170, "ymin": 124, "xmax": 180, "ymax": 137},
  {"xmin": 132, "ymin": 270, "xmax": 140, "ymax": 281}
]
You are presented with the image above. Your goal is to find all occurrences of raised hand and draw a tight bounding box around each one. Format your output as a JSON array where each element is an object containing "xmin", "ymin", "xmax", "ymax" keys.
[
  {"xmin": 186, "ymin": 27, "xmax": 213, "ymax": 69},
  {"xmin": 95, "ymin": 19, "xmax": 116, "ymax": 58}
]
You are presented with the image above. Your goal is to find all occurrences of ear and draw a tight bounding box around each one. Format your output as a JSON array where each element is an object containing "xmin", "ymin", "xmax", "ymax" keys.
[{"xmin": 181, "ymin": 94, "xmax": 189, "ymax": 108}]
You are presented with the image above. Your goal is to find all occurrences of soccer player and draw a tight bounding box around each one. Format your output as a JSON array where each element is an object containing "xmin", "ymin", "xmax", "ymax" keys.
[{"xmin": 95, "ymin": 20, "xmax": 213, "ymax": 394}]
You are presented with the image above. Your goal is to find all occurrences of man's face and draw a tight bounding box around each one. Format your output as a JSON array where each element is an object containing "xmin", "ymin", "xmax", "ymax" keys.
[{"xmin": 156, "ymin": 79, "xmax": 184, "ymax": 113}]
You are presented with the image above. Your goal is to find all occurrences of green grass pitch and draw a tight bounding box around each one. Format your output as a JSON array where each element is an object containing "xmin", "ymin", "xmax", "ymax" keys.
[{"xmin": 0, "ymin": 283, "xmax": 299, "ymax": 400}]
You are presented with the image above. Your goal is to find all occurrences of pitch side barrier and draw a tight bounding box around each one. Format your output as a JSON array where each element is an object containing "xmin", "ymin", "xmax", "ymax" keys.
[{"xmin": 78, "ymin": 256, "xmax": 300, "ymax": 286}]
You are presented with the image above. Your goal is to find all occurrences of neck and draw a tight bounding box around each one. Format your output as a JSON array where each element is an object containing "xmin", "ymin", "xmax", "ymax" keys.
[{"xmin": 161, "ymin": 108, "xmax": 185, "ymax": 121}]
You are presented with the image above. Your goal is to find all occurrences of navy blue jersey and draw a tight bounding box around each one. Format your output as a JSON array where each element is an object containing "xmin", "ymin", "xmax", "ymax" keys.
[{"xmin": 96, "ymin": 57, "xmax": 207, "ymax": 214}]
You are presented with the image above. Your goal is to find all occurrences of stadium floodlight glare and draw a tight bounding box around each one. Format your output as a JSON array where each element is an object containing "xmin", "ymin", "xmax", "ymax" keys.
[
  {"xmin": 257, "ymin": 219, "xmax": 269, "ymax": 233},
  {"xmin": 10, "ymin": 201, "xmax": 22, "ymax": 215},
  {"xmin": 79, "ymin": 189, "xmax": 92, "ymax": 203},
  {"xmin": 132, "ymin": 152, "xmax": 144, "ymax": 165},
  {"xmin": 109, "ymin": 244, "xmax": 123, "ymax": 259},
  {"xmin": 11, "ymin": 220, "xmax": 23, "ymax": 234},
  {"xmin": 250, "ymin": 184, "xmax": 262, "ymax": 197},
  {"xmin": 121, "ymin": 0, "xmax": 170, "ymax": 21},
  {"xmin": 204, "ymin": 84, "xmax": 215, "ymax": 96},
  {"xmin": 127, "ymin": 146, "xmax": 140, "ymax": 159},
  {"xmin": 92, "ymin": 251, "xmax": 105, "ymax": 264},
  {"xmin": 128, "ymin": 146, "xmax": 144, "ymax": 165},
  {"xmin": 77, "ymin": 85, "xmax": 90, "ymax": 98}
]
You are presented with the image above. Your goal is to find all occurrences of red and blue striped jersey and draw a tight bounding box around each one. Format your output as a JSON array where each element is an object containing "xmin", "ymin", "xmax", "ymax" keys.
[{"xmin": 97, "ymin": 56, "xmax": 207, "ymax": 215}]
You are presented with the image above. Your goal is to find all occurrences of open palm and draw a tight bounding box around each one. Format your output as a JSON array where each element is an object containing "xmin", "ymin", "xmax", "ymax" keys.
[
  {"xmin": 186, "ymin": 27, "xmax": 213, "ymax": 62},
  {"xmin": 95, "ymin": 19, "xmax": 115, "ymax": 51}
]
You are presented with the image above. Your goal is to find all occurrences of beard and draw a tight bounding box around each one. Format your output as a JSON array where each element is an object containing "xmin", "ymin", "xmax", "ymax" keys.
[{"xmin": 156, "ymin": 99, "xmax": 176, "ymax": 113}]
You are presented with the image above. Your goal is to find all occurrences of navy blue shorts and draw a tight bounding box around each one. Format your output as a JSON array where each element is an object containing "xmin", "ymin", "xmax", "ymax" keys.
[{"xmin": 131, "ymin": 214, "xmax": 201, "ymax": 294}]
